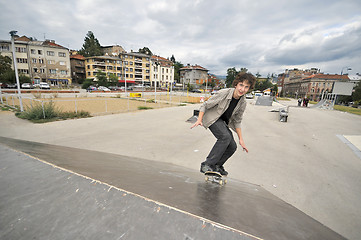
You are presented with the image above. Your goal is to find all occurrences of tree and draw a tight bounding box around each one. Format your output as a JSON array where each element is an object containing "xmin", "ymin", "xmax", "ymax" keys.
[
  {"xmin": 138, "ymin": 47, "xmax": 152, "ymax": 55},
  {"xmin": 226, "ymin": 67, "xmax": 238, "ymax": 87},
  {"xmin": 108, "ymin": 73, "xmax": 118, "ymax": 86},
  {"xmin": 95, "ymin": 71, "xmax": 108, "ymax": 87},
  {"xmin": 173, "ymin": 61, "xmax": 184, "ymax": 82},
  {"xmin": 78, "ymin": 31, "xmax": 103, "ymax": 57},
  {"xmin": 352, "ymin": 81, "xmax": 361, "ymax": 104},
  {"xmin": 0, "ymin": 54, "xmax": 12, "ymax": 74},
  {"xmin": 170, "ymin": 55, "xmax": 175, "ymax": 63}
]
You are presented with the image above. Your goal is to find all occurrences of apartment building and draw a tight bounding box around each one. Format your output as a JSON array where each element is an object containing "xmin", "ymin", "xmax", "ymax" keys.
[
  {"xmin": 283, "ymin": 73, "xmax": 350, "ymax": 100},
  {"xmin": 85, "ymin": 55, "xmax": 122, "ymax": 81},
  {"xmin": 119, "ymin": 51, "xmax": 151, "ymax": 86},
  {"xmin": 70, "ymin": 54, "xmax": 86, "ymax": 84},
  {"xmin": 0, "ymin": 36, "xmax": 71, "ymax": 85},
  {"xmin": 179, "ymin": 64, "xmax": 209, "ymax": 87},
  {"xmin": 150, "ymin": 55, "xmax": 174, "ymax": 88}
]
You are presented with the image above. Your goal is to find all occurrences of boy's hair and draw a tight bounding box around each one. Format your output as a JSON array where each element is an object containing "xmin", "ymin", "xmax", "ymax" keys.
[{"xmin": 232, "ymin": 72, "xmax": 256, "ymax": 89}]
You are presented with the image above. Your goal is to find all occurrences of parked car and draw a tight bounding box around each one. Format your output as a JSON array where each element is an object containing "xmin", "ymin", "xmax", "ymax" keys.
[
  {"xmin": 21, "ymin": 83, "xmax": 34, "ymax": 89},
  {"xmin": 86, "ymin": 85, "xmax": 97, "ymax": 92},
  {"xmin": 108, "ymin": 86, "xmax": 121, "ymax": 91},
  {"xmin": 98, "ymin": 86, "xmax": 111, "ymax": 92},
  {"xmin": 191, "ymin": 89, "xmax": 202, "ymax": 93},
  {"xmin": 7, "ymin": 83, "xmax": 17, "ymax": 89},
  {"xmin": 39, "ymin": 82, "xmax": 50, "ymax": 89},
  {"xmin": 246, "ymin": 93, "xmax": 254, "ymax": 99}
]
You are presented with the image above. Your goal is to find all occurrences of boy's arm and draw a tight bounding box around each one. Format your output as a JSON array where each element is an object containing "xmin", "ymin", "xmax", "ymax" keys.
[
  {"xmin": 235, "ymin": 128, "xmax": 248, "ymax": 153},
  {"xmin": 190, "ymin": 111, "xmax": 204, "ymax": 129}
]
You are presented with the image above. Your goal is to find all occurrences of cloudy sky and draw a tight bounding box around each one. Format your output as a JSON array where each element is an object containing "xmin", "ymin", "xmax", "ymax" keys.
[{"xmin": 1, "ymin": 0, "xmax": 360, "ymax": 77}]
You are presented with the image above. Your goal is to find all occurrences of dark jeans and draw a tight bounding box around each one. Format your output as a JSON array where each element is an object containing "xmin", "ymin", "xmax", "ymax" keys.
[{"xmin": 205, "ymin": 118, "xmax": 237, "ymax": 167}]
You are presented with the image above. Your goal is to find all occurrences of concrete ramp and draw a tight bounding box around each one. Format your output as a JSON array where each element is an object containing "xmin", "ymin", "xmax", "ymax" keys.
[
  {"xmin": 255, "ymin": 96, "xmax": 273, "ymax": 106},
  {"xmin": 0, "ymin": 137, "xmax": 346, "ymax": 240}
]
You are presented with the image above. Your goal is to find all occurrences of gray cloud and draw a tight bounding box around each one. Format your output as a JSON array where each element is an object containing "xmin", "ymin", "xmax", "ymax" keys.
[{"xmin": 1, "ymin": 0, "xmax": 360, "ymax": 76}]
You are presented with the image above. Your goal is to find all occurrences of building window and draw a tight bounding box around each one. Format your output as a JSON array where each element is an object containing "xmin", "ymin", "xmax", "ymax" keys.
[
  {"xmin": 33, "ymin": 68, "xmax": 38, "ymax": 73},
  {"xmin": 59, "ymin": 61, "xmax": 66, "ymax": 66},
  {"xmin": 47, "ymin": 51, "xmax": 55, "ymax": 56},
  {"xmin": 39, "ymin": 59, "xmax": 44, "ymax": 64},
  {"xmin": 15, "ymin": 47, "xmax": 26, "ymax": 53},
  {"xmin": 18, "ymin": 69, "xmax": 29, "ymax": 74},
  {"xmin": 48, "ymin": 60, "xmax": 55, "ymax": 64},
  {"xmin": 58, "ymin": 52, "xmax": 66, "ymax": 57},
  {"xmin": 38, "ymin": 50, "xmax": 42, "ymax": 55},
  {"xmin": 49, "ymin": 69, "xmax": 57, "ymax": 74},
  {"xmin": 0, "ymin": 45, "xmax": 10, "ymax": 52},
  {"xmin": 60, "ymin": 70, "xmax": 67, "ymax": 75},
  {"xmin": 32, "ymin": 58, "xmax": 37, "ymax": 63},
  {"xmin": 31, "ymin": 49, "xmax": 36, "ymax": 54},
  {"xmin": 16, "ymin": 58, "xmax": 28, "ymax": 63}
]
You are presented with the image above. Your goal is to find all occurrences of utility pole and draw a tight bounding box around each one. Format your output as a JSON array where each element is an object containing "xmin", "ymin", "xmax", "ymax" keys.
[{"xmin": 9, "ymin": 30, "xmax": 23, "ymax": 112}]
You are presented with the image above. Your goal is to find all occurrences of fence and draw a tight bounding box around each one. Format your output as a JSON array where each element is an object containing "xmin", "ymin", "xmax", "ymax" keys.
[{"xmin": 0, "ymin": 91, "xmax": 209, "ymax": 117}]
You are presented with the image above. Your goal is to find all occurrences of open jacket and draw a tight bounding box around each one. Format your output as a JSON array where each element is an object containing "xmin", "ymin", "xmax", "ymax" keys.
[{"xmin": 199, "ymin": 88, "xmax": 246, "ymax": 131}]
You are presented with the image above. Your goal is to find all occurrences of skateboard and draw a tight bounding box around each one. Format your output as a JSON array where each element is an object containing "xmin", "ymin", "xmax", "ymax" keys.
[{"xmin": 204, "ymin": 171, "xmax": 227, "ymax": 185}]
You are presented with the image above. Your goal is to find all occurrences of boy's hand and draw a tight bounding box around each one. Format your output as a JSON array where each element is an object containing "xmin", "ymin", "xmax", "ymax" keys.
[
  {"xmin": 240, "ymin": 141, "xmax": 249, "ymax": 153},
  {"xmin": 190, "ymin": 120, "xmax": 203, "ymax": 129}
]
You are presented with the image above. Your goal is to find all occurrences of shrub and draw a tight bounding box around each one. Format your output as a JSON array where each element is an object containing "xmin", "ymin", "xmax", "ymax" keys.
[{"xmin": 15, "ymin": 101, "xmax": 91, "ymax": 123}]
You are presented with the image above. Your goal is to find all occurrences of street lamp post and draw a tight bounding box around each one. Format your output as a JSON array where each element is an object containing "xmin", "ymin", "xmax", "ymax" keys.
[{"xmin": 9, "ymin": 30, "xmax": 23, "ymax": 112}]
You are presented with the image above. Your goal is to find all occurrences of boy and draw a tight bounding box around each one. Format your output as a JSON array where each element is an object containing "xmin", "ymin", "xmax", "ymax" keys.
[{"xmin": 191, "ymin": 72, "xmax": 256, "ymax": 176}]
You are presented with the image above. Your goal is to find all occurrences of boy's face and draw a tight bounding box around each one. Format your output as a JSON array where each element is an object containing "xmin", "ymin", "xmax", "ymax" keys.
[{"xmin": 234, "ymin": 81, "xmax": 251, "ymax": 99}]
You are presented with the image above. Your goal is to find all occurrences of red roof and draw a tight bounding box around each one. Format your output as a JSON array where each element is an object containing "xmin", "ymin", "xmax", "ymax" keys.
[
  {"xmin": 180, "ymin": 64, "xmax": 208, "ymax": 71},
  {"xmin": 70, "ymin": 54, "xmax": 85, "ymax": 60}
]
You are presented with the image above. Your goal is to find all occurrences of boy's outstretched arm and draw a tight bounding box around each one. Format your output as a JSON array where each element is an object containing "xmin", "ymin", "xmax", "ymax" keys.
[
  {"xmin": 236, "ymin": 128, "xmax": 249, "ymax": 153},
  {"xmin": 190, "ymin": 111, "xmax": 204, "ymax": 129}
]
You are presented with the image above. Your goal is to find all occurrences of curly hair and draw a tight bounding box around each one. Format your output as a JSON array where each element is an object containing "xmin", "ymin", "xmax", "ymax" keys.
[{"xmin": 232, "ymin": 72, "xmax": 256, "ymax": 89}]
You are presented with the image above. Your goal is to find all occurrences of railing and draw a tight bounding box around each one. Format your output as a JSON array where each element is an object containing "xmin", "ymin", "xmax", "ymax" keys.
[{"xmin": 0, "ymin": 91, "xmax": 207, "ymax": 117}]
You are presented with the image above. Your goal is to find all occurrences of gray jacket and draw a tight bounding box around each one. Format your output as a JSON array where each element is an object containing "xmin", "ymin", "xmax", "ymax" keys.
[{"xmin": 199, "ymin": 88, "xmax": 246, "ymax": 131}]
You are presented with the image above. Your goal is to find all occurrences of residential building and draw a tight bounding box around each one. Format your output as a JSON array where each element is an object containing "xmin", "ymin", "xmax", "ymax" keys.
[
  {"xmin": 85, "ymin": 55, "xmax": 122, "ymax": 82},
  {"xmin": 0, "ymin": 35, "xmax": 71, "ymax": 85},
  {"xmin": 284, "ymin": 73, "xmax": 350, "ymax": 101},
  {"xmin": 102, "ymin": 45, "xmax": 126, "ymax": 56},
  {"xmin": 70, "ymin": 54, "xmax": 85, "ymax": 84},
  {"xmin": 180, "ymin": 64, "xmax": 209, "ymax": 87},
  {"xmin": 119, "ymin": 51, "xmax": 151, "ymax": 86},
  {"xmin": 150, "ymin": 55, "xmax": 174, "ymax": 88}
]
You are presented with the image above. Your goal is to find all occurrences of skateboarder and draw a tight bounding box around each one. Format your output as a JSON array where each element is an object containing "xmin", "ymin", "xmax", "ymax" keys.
[{"xmin": 191, "ymin": 72, "xmax": 256, "ymax": 176}]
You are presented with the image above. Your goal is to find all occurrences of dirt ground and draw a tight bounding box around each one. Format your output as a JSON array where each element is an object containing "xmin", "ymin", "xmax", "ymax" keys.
[{"xmin": 1, "ymin": 94, "xmax": 209, "ymax": 115}]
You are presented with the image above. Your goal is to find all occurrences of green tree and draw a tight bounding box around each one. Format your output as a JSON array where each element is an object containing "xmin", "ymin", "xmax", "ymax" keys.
[
  {"xmin": 138, "ymin": 47, "xmax": 153, "ymax": 55},
  {"xmin": 0, "ymin": 54, "xmax": 12, "ymax": 74},
  {"xmin": 170, "ymin": 55, "xmax": 175, "ymax": 63},
  {"xmin": 226, "ymin": 67, "xmax": 238, "ymax": 87},
  {"xmin": 174, "ymin": 61, "xmax": 184, "ymax": 82},
  {"xmin": 352, "ymin": 81, "xmax": 361, "ymax": 104},
  {"xmin": 108, "ymin": 73, "xmax": 118, "ymax": 86},
  {"xmin": 96, "ymin": 71, "xmax": 108, "ymax": 87},
  {"xmin": 225, "ymin": 67, "xmax": 248, "ymax": 87},
  {"xmin": 82, "ymin": 78, "xmax": 94, "ymax": 89},
  {"xmin": 78, "ymin": 31, "xmax": 103, "ymax": 57}
]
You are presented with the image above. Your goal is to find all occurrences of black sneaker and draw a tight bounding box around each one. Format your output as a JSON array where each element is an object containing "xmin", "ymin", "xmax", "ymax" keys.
[
  {"xmin": 200, "ymin": 162, "xmax": 216, "ymax": 173},
  {"xmin": 216, "ymin": 165, "xmax": 228, "ymax": 176}
]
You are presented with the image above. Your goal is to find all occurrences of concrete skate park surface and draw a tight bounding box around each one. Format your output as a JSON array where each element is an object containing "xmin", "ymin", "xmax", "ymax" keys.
[{"xmin": 0, "ymin": 98, "xmax": 361, "ymax": 239}]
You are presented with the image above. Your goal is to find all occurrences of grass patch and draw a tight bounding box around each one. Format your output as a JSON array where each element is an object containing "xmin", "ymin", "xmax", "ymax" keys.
[
  {"xmin": 333, "ymin": 105, "xmax": 361, "ymax": 116},
  {"xmin": 15, "ymin": 101, "xmax": 91, "ymax": 123},
  {"xmin": 138, "ymin": 106, "xmax": 153, "ymax": 110},
  {"xmin": 276, "ymin": 97, "xmax": 291, "ymax": 101}
]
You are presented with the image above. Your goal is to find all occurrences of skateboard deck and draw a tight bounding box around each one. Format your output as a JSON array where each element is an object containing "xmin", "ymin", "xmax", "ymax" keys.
[{"xmin": 204, "ymin": 171, "xmax": 227, "ymax": 185}]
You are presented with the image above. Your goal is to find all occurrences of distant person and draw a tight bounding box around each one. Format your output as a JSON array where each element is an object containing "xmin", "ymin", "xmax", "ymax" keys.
[
  {"xmin": 190, "ymin": 72, "xmax": 256, "ymax": 176},
  {"xmin": 298, "ymin": 98, "xmax": 302, "ymax": 107},
  {"xmin": 305, "ymin": 97, "xmax": 309, "ymax": 107}
]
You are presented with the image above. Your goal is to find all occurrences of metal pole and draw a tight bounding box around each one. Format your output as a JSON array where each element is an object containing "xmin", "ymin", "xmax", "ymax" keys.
[{"xmin": 9, "ymin": 30, "xmax": 24, "ymax": 111}]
